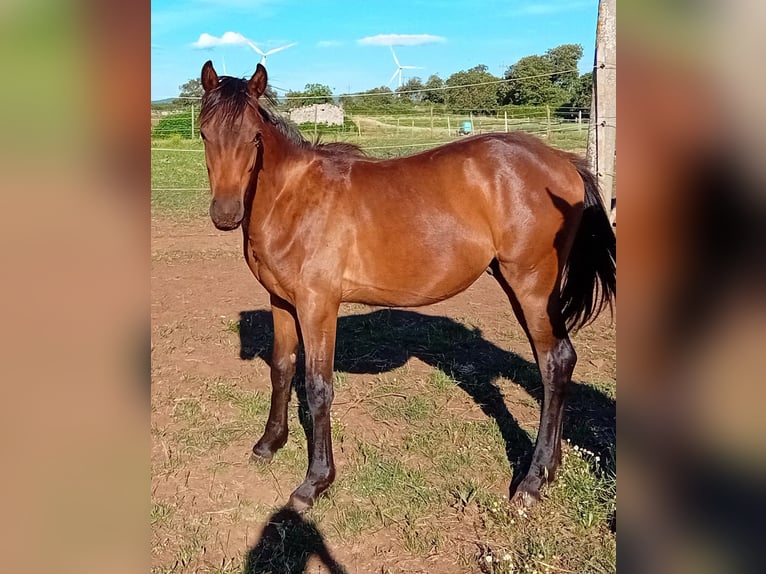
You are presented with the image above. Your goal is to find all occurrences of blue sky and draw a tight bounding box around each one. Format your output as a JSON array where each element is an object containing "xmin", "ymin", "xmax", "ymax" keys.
[{"xmin": 151, "ymin": 0, "xmax": 599, "ymax": 101}]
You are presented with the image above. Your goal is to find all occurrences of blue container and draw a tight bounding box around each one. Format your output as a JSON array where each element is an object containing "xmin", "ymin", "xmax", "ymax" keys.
[{"xmin": 458, "ymin": 121, "xmax": 472, "ymax": 135}]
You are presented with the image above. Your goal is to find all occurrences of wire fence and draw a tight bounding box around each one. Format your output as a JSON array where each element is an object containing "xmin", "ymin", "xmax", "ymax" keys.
[
  {"xmin": 152, "ymin": 69, "xmax": 599, "ymax": 221},
  {"xmin": 152, "ymin": 67, "xmax": 592, "ymax": 138},
  {"xmin": 150, "ymin": 112, "xmax": 591, "ymax": 215},
  {"xmin": 151, "ymin": 105, "xmax": 591, "ymax": 141}
]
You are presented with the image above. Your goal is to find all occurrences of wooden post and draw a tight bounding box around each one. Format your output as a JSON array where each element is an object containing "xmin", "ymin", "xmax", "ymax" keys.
[
  {"xmin": 447, "ymin": 115, "xmax": 451, "ymax": 136},
  {"xmin": 578, "ymin": 109, "xmax": 582, "ymax": 132},
  {"xmin": 546, "ymin": 105, "xmax": 551, "ymax": 140},
  {"xmin": 411, "ymin": 119, "xmax": 414, "ymax": 136},
  {"xmin": 191, "ymin": 103, "xmax": 195, "ymax": 138},
  {"xmin": 587, "ymin": 0, "xmax": 617, "ymax": 213},
  {"xmin": 469, "ymin": 111, "xmax": 474, "ymax": 133},
  {"xmin": 313, "ymin": 105, "xmax": 318, "ymax": 140},
  {"xmin": 504, "ymin": 110, "xmax": 508, "ymax": 132},
  {"xmin": 397, "ymin": 117, "xmax": 400, "ymax": 133},
  {"xmin": 430, "ymin": 105, "xmax": 434, "ymax": 136}
]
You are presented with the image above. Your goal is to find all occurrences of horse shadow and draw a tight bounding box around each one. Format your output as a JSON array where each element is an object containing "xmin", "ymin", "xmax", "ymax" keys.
[
  {"xmin": 244, "ymin": 506, "xmax": 347, "ymax": 574},
  {"xmin": 237, "ymin": 307, "xmax": 615, "ymax": 477}
]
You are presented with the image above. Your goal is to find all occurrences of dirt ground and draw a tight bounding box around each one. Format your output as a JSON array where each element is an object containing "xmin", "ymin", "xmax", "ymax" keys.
[{"xmin": 151, "ymin": 216, "xmax": 616, "ymax": 573}]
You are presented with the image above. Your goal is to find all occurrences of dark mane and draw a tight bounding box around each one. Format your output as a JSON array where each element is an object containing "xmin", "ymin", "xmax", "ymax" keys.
[
  {"xmin": 201, "ymin": 76, "xmax": 365, "ymax": 157},
  {"xmin": 200, "ymin": 76, "xmax": 256, "ymax": 128}
]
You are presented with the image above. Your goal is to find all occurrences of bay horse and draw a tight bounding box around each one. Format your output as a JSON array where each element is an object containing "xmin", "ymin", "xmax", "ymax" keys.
[{"xmin": 199, "ymin": 61, "xmax": 616, "ymax": 511}]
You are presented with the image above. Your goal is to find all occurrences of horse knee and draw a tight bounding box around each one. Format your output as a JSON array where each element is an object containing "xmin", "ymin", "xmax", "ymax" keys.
[
  {"xmin": 306, "ymin": 374, "xmax": 334, "ymax": 416},
  {"xmin": 548, "ymin": 338, "xmax": 577, "ymax": 385}
]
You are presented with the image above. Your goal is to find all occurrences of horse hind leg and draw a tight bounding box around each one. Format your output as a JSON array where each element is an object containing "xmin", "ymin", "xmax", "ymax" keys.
[{"xmin": 490, "ymin": 257, "xmax": 576, "ymax": 507}]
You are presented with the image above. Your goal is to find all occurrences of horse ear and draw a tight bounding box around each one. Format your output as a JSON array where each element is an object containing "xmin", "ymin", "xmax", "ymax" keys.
[
  {"xmin": 248, "ymin": 63, "xmax": 268, "ymax": 99},
  {"xmin": 201, "ymin": 60, "xmax": 218, "ymax": 93}
]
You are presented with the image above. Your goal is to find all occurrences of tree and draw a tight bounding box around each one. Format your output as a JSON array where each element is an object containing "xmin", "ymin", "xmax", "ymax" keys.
[
  {"xmin": 556, "ymin": 72, "xmax": 592, "ymax": 120},
  {"xmin": 444, "ymin": 65, "xmax": 500, "ymax": 113},
  {"xmin": 503, "ymin": 55, "xmax": 561, "ymax": 106},
  {"xmin": 571, "ymin": 72, "xmax": 593, "ymax": 109},
  {"xmin": 340, "ymin": 86, "xmax": 396, "ymax": 112},
  {"xmin": 422, "ymin": 74, "xmax": 445, "ymax": 104},
  {"xmin": 396, "ymin": 77, "xmax": 424, "ymax": 102},
  {"xmin": 502, "ymin": 44, "xmax": 585, "ymax": 107},
  {"xmin": 175, "ymin": 78, "xmax": 203, "ymax": 106},
  {"xmin": 545, "ymin": 44, "xmax": 583, "ymax": 96},
  {"xmin": 284, "ymin": 83, "xmax": 333, "ymax": 110}
]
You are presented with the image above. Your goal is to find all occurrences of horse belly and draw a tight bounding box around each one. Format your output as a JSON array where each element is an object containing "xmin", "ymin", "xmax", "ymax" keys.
[{"xmin": 343, "ymin": 236, "xmax": 493, "ymax": 307}]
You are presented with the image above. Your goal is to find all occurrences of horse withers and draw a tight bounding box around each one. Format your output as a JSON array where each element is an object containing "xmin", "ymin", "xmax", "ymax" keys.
[{"xmin": 199, "ymin": 61, "xmax": 616, "ymax": 511}]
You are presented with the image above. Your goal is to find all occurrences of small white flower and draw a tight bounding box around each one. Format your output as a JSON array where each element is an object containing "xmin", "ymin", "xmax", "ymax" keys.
[
  {"xmin": 595, "ymin": 456, "xmax": 601, "ymax": 462},
  {"xmin": 485, "ymin": 555, "xmax": 493, "ymax": 563}
]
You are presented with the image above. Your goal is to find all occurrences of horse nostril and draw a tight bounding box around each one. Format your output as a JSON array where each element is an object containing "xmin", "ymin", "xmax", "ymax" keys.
[{"xmin": 210, "ymin": 196, "xmax": 244, "ymax": 228}]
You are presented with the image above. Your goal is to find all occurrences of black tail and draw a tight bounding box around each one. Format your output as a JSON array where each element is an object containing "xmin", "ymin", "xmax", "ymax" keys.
[{"xmin": 561, "ymin": 158, "xmax": 616, "ymax": 332}]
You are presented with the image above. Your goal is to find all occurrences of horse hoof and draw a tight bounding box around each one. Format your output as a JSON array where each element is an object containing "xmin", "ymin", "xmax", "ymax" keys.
[
  {"xmin": 288, "ymin": 493, "xmax": 313, "ymax": 514},
  {"xmin": 250, "ymin": 445, "xmax": 274, "ymax": 463},
  {"xmin": 510, "ymin": 488, "xmax": 541, "ymax": 509}
]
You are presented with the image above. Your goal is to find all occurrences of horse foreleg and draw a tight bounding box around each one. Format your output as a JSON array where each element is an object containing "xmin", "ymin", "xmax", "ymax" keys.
[
  {"xmin": 288, "ymin": 295, "xmax": 339, "ymax": 512},
  {"xmin": 252, "ymin": 294, "xmax": 299, "ymax": 461}
]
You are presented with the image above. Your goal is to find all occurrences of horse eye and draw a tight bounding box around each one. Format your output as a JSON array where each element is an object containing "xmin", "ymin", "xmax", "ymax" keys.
[{"xmin": 200, "ymin": 132, "xmax": 207, "ymax": 141}]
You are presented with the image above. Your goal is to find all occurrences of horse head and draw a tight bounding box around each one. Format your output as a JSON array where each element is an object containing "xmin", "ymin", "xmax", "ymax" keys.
[{"xmin": 199, "ymin": 61, "xmax": 268, "ymax": 230}]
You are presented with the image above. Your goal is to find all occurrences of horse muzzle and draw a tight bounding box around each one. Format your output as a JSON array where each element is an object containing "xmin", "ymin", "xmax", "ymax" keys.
[{"xmin": 210, "ymin": 196, "xmax": 244, "ymax": 231}]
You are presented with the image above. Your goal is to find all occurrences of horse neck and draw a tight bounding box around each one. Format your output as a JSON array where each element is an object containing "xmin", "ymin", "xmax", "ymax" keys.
[{"xmin": 255, "ymin": 121, "xmax": 310, "ymax": 197}]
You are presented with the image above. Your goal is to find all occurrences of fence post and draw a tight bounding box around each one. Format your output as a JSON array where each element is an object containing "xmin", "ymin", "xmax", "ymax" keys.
[
  {"xmin": 411, "ymin": 119, "xmax": 415, "ymax": 136},
  {"xmin": 546, "ymin": 105, "xmax": 551, "ymax": 140},
  {"xmin": 469, "ymin": 111, "xmax": 474, "ymax": 133},
  {"xmin": 578, "ymin": 109, "xmax": 582, "ymax": 132},
  {"xmin": 447, "ymin": 115, "xmax": 451, "ymax": 136},
  {"xmin": 588, "ymin": 0, "xmax": 617, "ymax": 213},
  {"xmin": 504, "ymin": 110, "xmax": 508, "ymax": 132},
  {"xmin": 313, "ymin": 105, "xmax": 318, "ymax": 140},
  {"xmin": 191, "ymin": 103, "xmax": 195, "ymax": 138},
  {"xmin": 430, "ymin": 105, "xmax": 434, "ymax": 136}
]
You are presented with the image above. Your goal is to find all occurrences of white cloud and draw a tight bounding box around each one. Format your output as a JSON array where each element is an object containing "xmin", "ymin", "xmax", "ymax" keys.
[
  {"xmin": 317, "ymin": 40, "xmax": 343, "ymax": 48},
  {"xmin": 192, "ymin": 31, "xmax": 251, "ymax": 49},
  {"xmin": 357, "ymin": 34, "xmax": 446, "ymax": 47}
]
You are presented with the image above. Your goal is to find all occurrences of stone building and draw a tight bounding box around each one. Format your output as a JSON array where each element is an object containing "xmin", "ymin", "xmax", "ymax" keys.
[{"xmin": 289, "ymin": 103, "xmax": 344, "ymax": 126}]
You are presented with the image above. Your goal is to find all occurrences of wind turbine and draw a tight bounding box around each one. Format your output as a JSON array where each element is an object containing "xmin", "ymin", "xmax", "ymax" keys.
[
  {"xmin": 246, "ymin": 40, "xmax": 297, "ymax": 66},
  {"xmin": 388, "ymin": 46, "xmax": 421, "ymax": 88}
]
